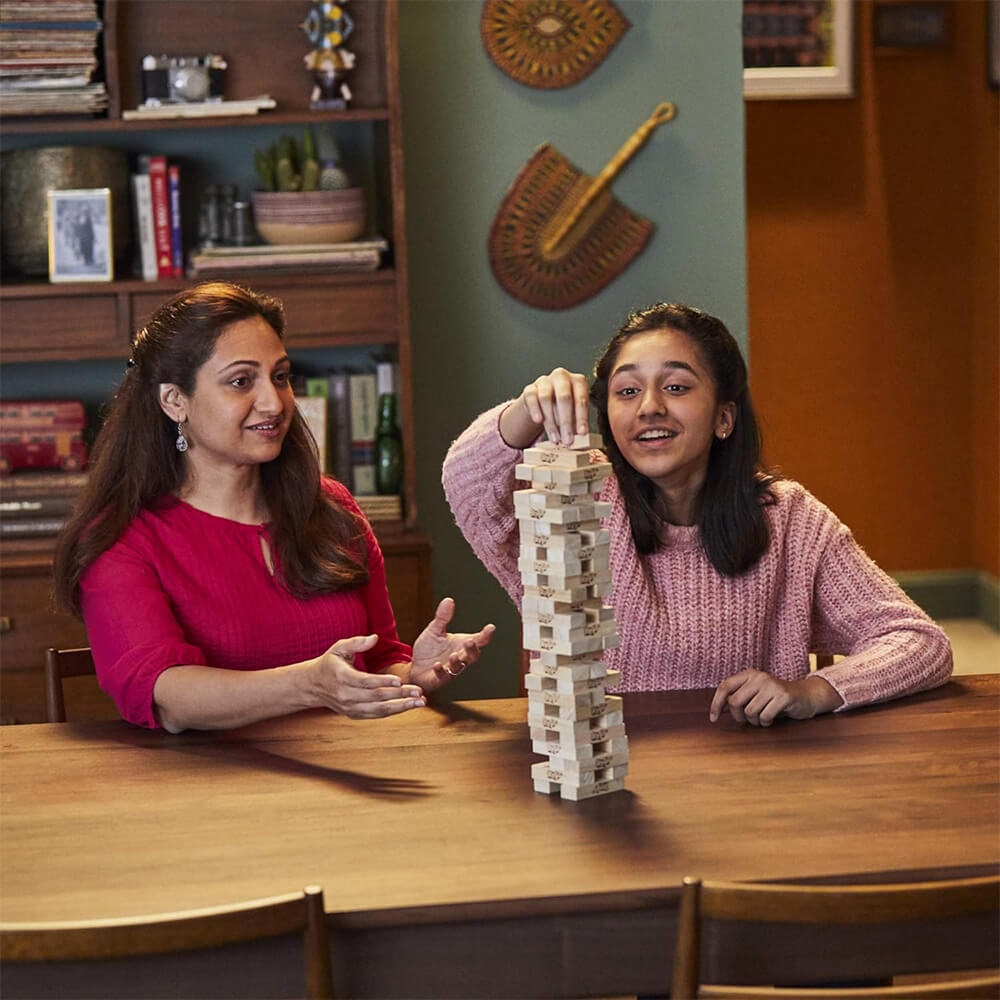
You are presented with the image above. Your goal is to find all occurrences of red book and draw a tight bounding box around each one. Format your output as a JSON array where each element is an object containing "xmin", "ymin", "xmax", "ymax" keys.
[{"xmin": 148, "ymin": 155, "xmax": 173, "ymax": 278}]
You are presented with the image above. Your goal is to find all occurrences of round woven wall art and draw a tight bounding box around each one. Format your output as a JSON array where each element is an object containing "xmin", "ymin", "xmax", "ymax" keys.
[{"xmin": 481, "ymin": 0, "xmax": 630, "ymax": 90}]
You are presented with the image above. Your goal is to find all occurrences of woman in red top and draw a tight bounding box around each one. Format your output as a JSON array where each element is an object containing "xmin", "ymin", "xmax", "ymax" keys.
[{"xmin": 54, "ymin": 281, "xmax": 493, "ymax": 732}]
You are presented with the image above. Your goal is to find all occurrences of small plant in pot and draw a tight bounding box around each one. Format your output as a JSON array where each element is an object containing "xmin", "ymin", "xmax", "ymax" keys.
[{"xmin": 252, "ymin": 126, "xmax": 363, "ymax": 245}]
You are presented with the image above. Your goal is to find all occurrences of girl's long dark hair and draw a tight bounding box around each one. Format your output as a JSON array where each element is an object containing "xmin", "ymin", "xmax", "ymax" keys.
[
  {"xmin": 54, "ymin": 281, "xmax": 368, "ymax": 616},
  {"xmin": 590, "ymin": 302, "xmax": 778, "ymax": 576}
]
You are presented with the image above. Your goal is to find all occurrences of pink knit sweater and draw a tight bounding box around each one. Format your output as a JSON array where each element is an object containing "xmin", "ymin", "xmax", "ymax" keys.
[{"xmin": 442, "ymin": 404, "xmax": 952, "ymax": 710}]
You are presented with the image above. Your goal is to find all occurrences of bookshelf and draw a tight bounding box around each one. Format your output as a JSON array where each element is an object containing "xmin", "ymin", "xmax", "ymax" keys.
[{"xmin": 0, "ymin": 0, "xmax": 431, "ymax": 723}]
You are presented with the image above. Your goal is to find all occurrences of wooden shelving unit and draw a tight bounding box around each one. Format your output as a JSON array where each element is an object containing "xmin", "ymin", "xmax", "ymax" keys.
[{"xmin": 0, "ymin": 0, "xmax": 431, "ymax": 723}]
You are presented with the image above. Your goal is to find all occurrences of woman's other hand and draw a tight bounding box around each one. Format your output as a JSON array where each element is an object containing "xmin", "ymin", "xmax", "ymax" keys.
[
  {"xmin": 709, "ymin": 669, "xmax": 843, "ymax": 727},
  {"xmin": 499, "ymin": 367, "xmax": 591, "ymax": 449},
  {"xmin": 311, "ymin": 634, "xmax": 426, "ymax": 718},
  {"xmin": 410, "ymin": 597, "xmax": 496, "ymax": 691}
]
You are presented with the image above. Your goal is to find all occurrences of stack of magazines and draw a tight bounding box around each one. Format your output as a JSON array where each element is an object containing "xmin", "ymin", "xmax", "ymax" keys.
[
  {"xmin": 188, "ymin": 237, "xmax": 389, "ymax": 277},
  {"xmin": 0, "ymin": 0, "xmax": 107, "ymax": 116}
]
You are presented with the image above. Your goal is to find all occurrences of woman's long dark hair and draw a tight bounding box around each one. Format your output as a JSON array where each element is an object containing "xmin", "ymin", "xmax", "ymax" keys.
[
  {"xmin": 54, "ymin": 281, "xmax": 369, "ymax": 616},
  {"xmin": 590, "ymin": 302, "xmax": 778, "ymax": 576}
]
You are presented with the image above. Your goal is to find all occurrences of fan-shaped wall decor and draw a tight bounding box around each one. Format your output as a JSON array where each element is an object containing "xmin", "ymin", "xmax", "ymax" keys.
[
  {"xmin": 481, "ymin": 0, "xmax": 630, "ymax": 89},
  {"xmin": 488, "ymin": 103, "xmax": 676, "ymax": 310}
]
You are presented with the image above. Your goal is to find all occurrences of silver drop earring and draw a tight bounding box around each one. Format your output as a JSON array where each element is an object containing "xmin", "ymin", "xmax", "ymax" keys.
[{"xmin": 175, "ymin": 422, "xmax": 188, "ymax": 453}]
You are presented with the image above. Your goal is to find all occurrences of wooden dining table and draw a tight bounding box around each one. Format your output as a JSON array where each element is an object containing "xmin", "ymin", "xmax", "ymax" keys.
[{"xmin": 2, "ymin": 674, "xmax": 998, "ymax": 998}]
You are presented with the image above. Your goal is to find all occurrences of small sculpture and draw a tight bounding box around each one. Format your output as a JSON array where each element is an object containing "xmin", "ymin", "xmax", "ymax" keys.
[{"xmin": 301, "ymin": 2, "xmax": 356, "ymax": 110}]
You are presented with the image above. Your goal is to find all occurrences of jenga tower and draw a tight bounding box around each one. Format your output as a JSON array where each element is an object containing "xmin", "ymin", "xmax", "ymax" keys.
[{"xmin": 515, "ymin": 434, "xmax": 629, "ymax": 800}]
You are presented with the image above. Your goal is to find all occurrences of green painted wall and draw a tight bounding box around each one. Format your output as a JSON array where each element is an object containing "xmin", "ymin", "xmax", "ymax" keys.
[{"xmin": 397, "ymin": 0, "xmax": 748, "ymax": 699}]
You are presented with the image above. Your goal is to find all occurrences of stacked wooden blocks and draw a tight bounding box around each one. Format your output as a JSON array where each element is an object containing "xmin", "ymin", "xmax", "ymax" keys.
[{"xmin": 516, "ymin": 434, "xmax": 628, "ymax": 800}]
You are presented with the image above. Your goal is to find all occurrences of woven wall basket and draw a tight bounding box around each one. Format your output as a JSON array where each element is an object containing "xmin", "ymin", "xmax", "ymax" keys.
[{"xmin": 481, "ymin": 0, "xmax": 630, "ymax": 89}]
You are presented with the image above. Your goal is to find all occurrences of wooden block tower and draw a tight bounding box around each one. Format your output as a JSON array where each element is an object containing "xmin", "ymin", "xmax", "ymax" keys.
[{"xmin": 515, "ymin": 434, "xmax": 629, "ymax": 800}]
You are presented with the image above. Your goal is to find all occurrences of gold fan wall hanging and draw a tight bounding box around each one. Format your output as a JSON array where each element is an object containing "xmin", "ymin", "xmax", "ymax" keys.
[
  {"xmin": 488, "ymin": 102, "xmax": 677, "ymax": 310},
  {"xmin": 481, "ymin": 0, "xmax": 630, "ymax": 89}
]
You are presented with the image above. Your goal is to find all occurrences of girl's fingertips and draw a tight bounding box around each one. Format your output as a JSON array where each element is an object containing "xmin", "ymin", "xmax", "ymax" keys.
[{"xmin": 410, "ymin": 697, "xmax": 426, "ymax": 708}]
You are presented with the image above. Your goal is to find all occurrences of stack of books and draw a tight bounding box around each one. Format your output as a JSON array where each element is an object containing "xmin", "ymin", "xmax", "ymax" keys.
[
  {"xmin": 292, "ymin": 371, "xmax": 403, "ymax": 522},
  {"xmin": 354, "ymin": 494, "xmax": 403, "ymax": 522},
  {"xmin": 0, "ymin": 1, "xmax": 107, "ymax": 116},
  {"xmin": 0, "ymin": 470, "xmax": 83, "ymax": 546},
  {"xmin": 188, "ymin": 238, "xmax": 388, "ymax": 278}
]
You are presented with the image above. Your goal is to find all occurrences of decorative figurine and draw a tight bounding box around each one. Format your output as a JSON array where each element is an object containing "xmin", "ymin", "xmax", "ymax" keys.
[{"xmin": 301, "ymin": 2, "xmax": 356, "ymax": 110}]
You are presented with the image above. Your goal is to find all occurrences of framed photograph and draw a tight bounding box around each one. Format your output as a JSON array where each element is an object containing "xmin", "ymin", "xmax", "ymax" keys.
[
  {"xmin": 873, "ymin": 2, "xmax": 949, "ymax": 52},
  {"xmin": 743, "ymin": 0, "xmax": 855, "ymax": 100},
  {"xmin": 47, "ymin": 188, "xmax": 113, "ymax": 282}
]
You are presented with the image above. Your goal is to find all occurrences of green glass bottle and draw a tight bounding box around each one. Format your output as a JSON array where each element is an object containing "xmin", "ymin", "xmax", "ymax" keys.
[{"xmin": 375, "ymin": 362, "xmax": 402, "ymax": 495}]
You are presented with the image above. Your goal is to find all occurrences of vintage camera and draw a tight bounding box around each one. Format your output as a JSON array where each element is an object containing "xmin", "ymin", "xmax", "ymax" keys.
[{"xmin": 141, "ymin": 54, "xmax": 227, "ymax": 105}]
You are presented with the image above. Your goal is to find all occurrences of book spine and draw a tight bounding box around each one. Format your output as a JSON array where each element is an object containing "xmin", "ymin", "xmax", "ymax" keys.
[
  {"xmin": 0, "ymin": 472, "xmax": 88, "ymax": 496},
  {"xmin": 0, "ymin": 517, "xmax": 66, "ymax": 538},
  {"xmin": 0, "ymin": 496, "xmax": 75, "ymax": 518},
  {"xmin": 148, "ymin": 156, "xmax": 173, "ymax": 278},
  {"xmin": 167, "ymin": 164, "xmax": 183, "ymax": 278},
  {"xmin": 348, "ymin": 372, "xmax": 377, "ymax": 495},
  {"xmin": 328, "ymin": 372, "xmax": 352, "ymax": 490},
  {"xmin": 131, "ymin": 173, "xmax": 157, "ymax": 281},
  {"xmin": 295, "ymin": 396, "xmax": 328, "ymax": 474}
]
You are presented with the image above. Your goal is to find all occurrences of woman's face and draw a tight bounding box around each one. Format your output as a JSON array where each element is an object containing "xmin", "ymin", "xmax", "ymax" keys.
[
  {"xmin": 606, "ymin": 328, "xmax": 734, "ymax": 501},
  {"xmin": 169, "ymin": 315, "xmax": 294, "ymax": 473}
]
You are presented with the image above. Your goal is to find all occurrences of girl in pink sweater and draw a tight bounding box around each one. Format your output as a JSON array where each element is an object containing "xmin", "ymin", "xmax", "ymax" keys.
[
  {"xmin": 55, "ymin": 282, "xmax": 493, "ymax": 731},
  {"xmin": 442, "ymin": 303, "xmax": 951, "ymax": 726}
]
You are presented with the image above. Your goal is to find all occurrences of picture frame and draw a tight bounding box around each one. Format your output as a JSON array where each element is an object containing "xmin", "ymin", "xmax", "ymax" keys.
[
  {"xmin": 743, "ymin": 0, "xmax": 855, "ymax": 100},
  {"xmin": 47, "ymin": 187, "xmax": 113, "ymax": 282}
]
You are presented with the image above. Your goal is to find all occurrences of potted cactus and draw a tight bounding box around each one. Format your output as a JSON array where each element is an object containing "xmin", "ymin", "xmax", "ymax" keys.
[{"xmin": 251, "ymin": 126, "xmax": 364, "ymax": 244}]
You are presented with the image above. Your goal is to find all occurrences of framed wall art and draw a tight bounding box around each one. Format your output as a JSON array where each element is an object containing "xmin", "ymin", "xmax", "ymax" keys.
[
  {"xmin": 743, "ymin": 0, "xmax": 855, "ymax": 100},
  {"xmin": 47, "ymin": 187, "xmax": 113, "ymax": 282}
]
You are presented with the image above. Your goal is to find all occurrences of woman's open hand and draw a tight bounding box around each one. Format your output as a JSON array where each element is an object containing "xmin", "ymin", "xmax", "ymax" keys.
[
  {"xmin": 499, "ymin": 367, "xmax": 591, "ymax": 449},
  {"xmin": 310, "ymin": 634, "xmax": 426, "ymax": 718},
  {"xmin": 709, "ymin": 669, "xmax": 843, "ymax": 727},
  {"xmin": 410, "ymin": 597, "xmax": 495, "ymax": 692}
]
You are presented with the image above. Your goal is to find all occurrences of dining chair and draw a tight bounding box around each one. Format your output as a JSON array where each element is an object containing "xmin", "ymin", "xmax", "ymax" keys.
[
  {"xmin": 44, "ymin": 645, "xmax": 96, "ymax": 722},
  {"xmin": 671, "ymin": 874, "xmax": 1000, "ymax": 999},
  {"xmin": 0, "ymin": 884, "xmax": 336, "ymax": 999}
]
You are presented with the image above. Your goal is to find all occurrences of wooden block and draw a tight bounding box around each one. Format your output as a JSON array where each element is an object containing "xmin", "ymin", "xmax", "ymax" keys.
[
  {"xmin": 544, "ymin": 747, "xmax": 630, "ymax": 775},
  {"xmin": 519, "ymin": 527, "xmax": 610, "ymax": 550},
  {"xmin": 531, "ymin": 733, "xmax": 628, "ymax": 760},
  {"xmin": 524, "ymin": 672, "xmax": 609, "ymax": 695},
  {"xmin": 514, "ymin": 499, "xmax": 609, "ymax": 525},
  {"xmin": 518, "ymin": 519, "xmax": 602, "ymax": 538},
  {"xmin": 525, "ymin": 659, "xmax": 607, "ymax": 683},
  {"xmin": 528, "ymin": 693, "xmax": 606, "ymax": 721},
  {"xmin": 517, "ymin": 553, "xmax": 610, "ymax": 578},
  {"xmin": 531, "ymin": 760, "xmax": 629, "ymax": 787},
  {"xmin": 524, "ymin": 617, "xmax": 617, "ymax": 643},
  {"xmin": 519, "ymin": 543, "xmax": 608, "ymax": 566},
  {"xmin": 522, "ymin": 629, "xmax": 605, "ymax": 658},
  {"xmin": 566, "ymin": 432, "xmax": 604, "ymax": 451},
  {"xmin": 523, "ymin": 447, "xmax": 596, "ymax": 469},
  {"xmin": 528, "ymin": 717, "xmax": 626, "ymax": 743},
  {"xmin": 533, "ymin": 777, "xmax": 562, "ymax": 796},
  {"xmin": 521, "ymin": 607, "xmax": 588, "ymax": 630},
  {"xmin": 559, "ymin": 776, "xmax": 626, "ymax": 800},
  {"xmin": 514, "ymin": 489, "xmax": 580, "ymax": 510},
  {"xmin": 541, "ymin": 464, "xmax": 612, "ymax": 487},
  {"xmin": 522, "ymin": 593, "xmax": 604, "ymax": 616},
  {"xmin": 523, "ymin": 626, "xmax": 616, "ymax": 658},
  {"xmin": 534, "ymin": 633, "xmax": 616, "ymax": 664}
]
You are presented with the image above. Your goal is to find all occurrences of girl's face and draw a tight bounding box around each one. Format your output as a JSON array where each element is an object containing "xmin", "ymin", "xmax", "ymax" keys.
[
  {"xmin": 165, "ymin": 315, "xmax": 294, "ymax": 475},
  {"xmin": 606, "ymin": 328, "xmax": 734, "ymax": 504}
]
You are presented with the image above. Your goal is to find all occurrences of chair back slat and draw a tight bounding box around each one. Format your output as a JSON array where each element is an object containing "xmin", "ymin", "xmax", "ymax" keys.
[
  {"xmin": 0, "ymin": 885, "xmax": 335, "ymax": 1000},
  {"xmin": 44, "ymin": 647, "xmax": 96, "ymax": 723},
  {"xmin": 672, "ymin": 875, "xmax": 1000, "ymax": 1000}
]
